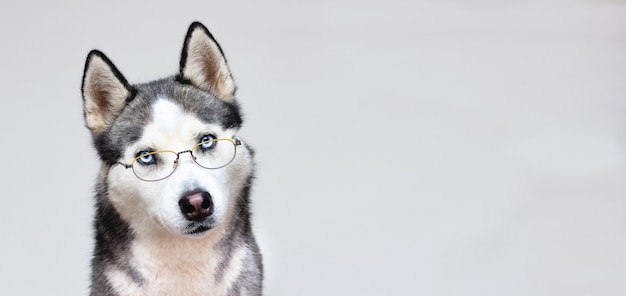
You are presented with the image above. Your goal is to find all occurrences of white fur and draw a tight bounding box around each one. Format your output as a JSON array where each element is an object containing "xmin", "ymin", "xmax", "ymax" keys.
[
  {"xmin": 120, "ymin": 226, "xmax": 221, "ymax": 295},
  {"xmin": 105, "ymin": 230, "xmax": 250, "ymax": 296},
  {"xmin": 105, "ymin": 268, "xmax": 142, "ymax": 295},
  {"xmin": 151, "ymin": 97, "xmax": 185, "ymax": 133}
]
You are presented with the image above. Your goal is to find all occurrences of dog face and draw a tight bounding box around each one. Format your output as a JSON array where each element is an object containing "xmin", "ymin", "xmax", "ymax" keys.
[{"xmin": 81, "ymin": 23, "xmax": 253, "ymax": 236}]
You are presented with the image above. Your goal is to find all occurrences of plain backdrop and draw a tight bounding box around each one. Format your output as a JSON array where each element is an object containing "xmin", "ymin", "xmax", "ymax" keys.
[{"xmin": 1, "ymin": 1, "xmax": 625, "ymax": 295}]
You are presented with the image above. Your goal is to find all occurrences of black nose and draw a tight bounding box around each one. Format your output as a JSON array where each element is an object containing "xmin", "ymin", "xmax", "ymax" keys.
[{"xmin": 179, "ymin": 190, "xmax": 213, "ymax": 221}]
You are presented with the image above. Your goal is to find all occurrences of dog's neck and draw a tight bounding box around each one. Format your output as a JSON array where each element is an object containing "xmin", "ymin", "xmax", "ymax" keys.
[
  {"xmin": 107, "ymin": 222, "xmax": 247, "ymax": 296},
  {"xmin": 131, "ymin": 224, "xmax": 225, "ymax": 270}
]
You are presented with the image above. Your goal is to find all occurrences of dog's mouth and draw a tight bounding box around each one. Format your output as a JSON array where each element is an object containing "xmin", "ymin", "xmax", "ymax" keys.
[{"xmin": 182, "ymin": 221, "xmax": 215, "ymax": 236}]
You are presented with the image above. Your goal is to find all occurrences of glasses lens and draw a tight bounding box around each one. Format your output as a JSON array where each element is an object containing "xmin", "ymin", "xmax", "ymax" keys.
[
  {"xmin": 191, "ymin": 139, "xmax": 237, "ymax": 169},
  {"xmin": 131, "ymin": 151, "xmax": 178, "ymax": 181}
]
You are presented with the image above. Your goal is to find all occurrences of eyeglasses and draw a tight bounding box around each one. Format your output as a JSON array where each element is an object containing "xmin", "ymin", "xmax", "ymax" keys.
[{"xmin": 116, "ymin": 137, "xmax": 241, "ymax": 182}]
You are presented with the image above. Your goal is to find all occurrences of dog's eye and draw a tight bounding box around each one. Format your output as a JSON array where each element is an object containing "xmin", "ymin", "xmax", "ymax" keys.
[
  {"xmin": 199, "ymin": 135, "xmax": 217, "ymax": 150},
  {"xmin": 136, "ymin": 151, "xmax": 157, "ymax": 165}
]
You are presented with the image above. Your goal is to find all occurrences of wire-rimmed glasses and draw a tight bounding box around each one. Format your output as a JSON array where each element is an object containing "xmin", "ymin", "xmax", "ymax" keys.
[{"xmin": 116, "ymin": 137, "xmax": 241, "ymax": 182}]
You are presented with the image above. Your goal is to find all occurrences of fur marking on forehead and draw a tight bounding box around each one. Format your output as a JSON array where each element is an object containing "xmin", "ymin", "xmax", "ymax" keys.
[{"xmin": 152, "ymin": 97, "xmax": 185, "ymax": 133}]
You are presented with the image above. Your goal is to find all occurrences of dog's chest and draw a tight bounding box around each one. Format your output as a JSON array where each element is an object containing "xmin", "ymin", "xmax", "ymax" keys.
[{"xmin": 106, "ymin": 235, "xmax": 247, "ymax": 296}]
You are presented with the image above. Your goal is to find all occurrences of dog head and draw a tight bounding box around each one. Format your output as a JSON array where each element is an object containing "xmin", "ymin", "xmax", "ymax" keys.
[{"xmin": 81, "ymin": 22, "xmax": 253, "ymax": 236}]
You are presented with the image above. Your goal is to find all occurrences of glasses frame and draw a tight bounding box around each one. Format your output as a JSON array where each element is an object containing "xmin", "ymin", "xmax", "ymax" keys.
[{"xmin": 116, "ymin": 137, "xmax": 241, "ymax": 182}]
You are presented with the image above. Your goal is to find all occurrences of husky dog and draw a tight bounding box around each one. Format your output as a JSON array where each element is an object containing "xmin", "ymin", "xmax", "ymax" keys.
[{"xmin": 81, "ymin": 22, "xmax": 262, "ymax": 295}]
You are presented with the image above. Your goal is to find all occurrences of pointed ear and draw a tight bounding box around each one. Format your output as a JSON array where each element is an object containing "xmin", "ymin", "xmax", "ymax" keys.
[
  {"xmin": 178, "ymin": 22, "xmax": 236, "ymax": 102},
  {"xmin": 81, "ymin": 50, "xmax": 134, "ymax": 136}
]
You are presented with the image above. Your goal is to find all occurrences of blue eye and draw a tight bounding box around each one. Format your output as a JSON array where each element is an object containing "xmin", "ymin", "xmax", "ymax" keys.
[
  {"xmin": 136, "ymin": 151, "xmax": 156, "ymax": 165},
  {"xmin": 200, "ymin": 135, "xmax": 217, "ymax": 150}
]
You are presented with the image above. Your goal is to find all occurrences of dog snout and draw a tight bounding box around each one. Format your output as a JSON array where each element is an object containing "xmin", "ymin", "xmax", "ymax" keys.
[{"xmin": 179, "ymin": 190, "xmax": 213, "ymax": 221}]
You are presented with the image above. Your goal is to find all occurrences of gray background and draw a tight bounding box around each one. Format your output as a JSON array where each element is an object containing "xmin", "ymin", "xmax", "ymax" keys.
[{"xmin": 1, "ymin": 1, "xmax": 625, "ymax": 295}]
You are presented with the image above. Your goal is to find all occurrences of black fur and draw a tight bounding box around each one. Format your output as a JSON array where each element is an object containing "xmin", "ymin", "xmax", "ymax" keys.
[{"xmin": 90, "ymin": 173, "xmax": 143, "ymax": 295}]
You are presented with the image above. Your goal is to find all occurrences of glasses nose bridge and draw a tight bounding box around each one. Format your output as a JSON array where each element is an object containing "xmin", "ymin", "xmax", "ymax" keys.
[
  {"xmin": 174, "ymin": 149, "xmax": 197, "ymax": 164},
  {"xmin": 175, "ymin": 149, "xmax": 194, "ymax": 159},
  {"xmin": 177, "ymin": 149, "xmax": 193, "ymax": 156}
]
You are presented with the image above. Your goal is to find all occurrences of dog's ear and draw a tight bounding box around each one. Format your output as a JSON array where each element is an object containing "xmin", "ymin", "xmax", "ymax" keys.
[
  {"xmin": 178, "ymin": 22, "xmax": 236, "ymax": 102},
  {"xmin": 81, "ymin": 50, "xmax": 134, "ymax": 136}
]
